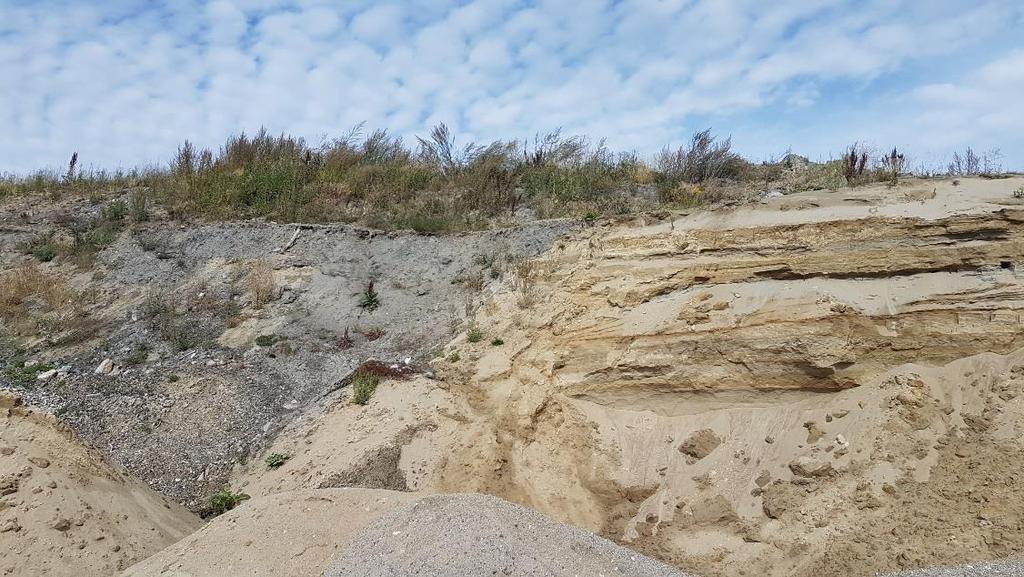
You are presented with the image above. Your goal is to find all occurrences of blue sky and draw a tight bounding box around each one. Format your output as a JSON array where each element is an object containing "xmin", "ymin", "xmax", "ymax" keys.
[{"xmin": 2, "ymin": 0, "xmax": 1022, "ymax": 173}]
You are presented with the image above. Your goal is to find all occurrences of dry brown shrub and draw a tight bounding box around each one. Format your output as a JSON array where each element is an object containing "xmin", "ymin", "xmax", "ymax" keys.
[
  {"xmin": 0, "ymin": 264, "xmax": 85, "ymax": 336},
  {"xmin": 245, "ymin": 259, "xmax": 276, "ymax": 308}
]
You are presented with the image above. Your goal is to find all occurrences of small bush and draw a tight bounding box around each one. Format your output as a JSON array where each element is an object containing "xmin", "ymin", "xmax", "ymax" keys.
[
  {"xmin": 265, "ymin": 452, "xmax": 290, "ymax": 469},
  {"xmin": 255, "ymin": 334, "xmax": 278, "ymax": 347},
  {"xmin": 467, "ymin": 326, "xmax": 482, "ymax": 343},
  {"xmin": 206, "ymin": 488, "xmax": 250, "ymax": 517},
  {"xmin": 4, "ymin": 360, "xmax": 54, "ymax": 385},
  {"xmin": 1013, "ymin": 186, "xmax": 1024, "ymax": 199},
  {"xmin": 246, "ymin": 260, "xmax": 276, "ymax": 308},
  {"xmin": 358, "ymin": 278, "xmax": 380, "ymax": 312},
  {"xmin": 351, "ymin": 371, "xmax": 380, "ymax": 405},
  {"xmin": 125, "ymin": 343, "xmax": 150, "ymax": 365},
  {"xmin": 448, "ymin": 351, "xmax": 460, "ymax": 362},
  {"xmin": 490, "ymin": 338, "xmax": 504, "ymax": 346},
  {"xmin": 167, "ymin": 374, "xmax": 179, "ymax": 383}
]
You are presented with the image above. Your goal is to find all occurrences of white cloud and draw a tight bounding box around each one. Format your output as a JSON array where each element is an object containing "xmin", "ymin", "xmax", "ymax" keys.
[{"xmin": 0, "ymin": 0, "xmax": 1021, "ymax": 174}]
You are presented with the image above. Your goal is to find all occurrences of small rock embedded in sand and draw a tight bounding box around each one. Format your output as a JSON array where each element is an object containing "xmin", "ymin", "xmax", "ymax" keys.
[
  {"xmin": 0, "ymin": 447, "xmax": 14, "ymax": 456},
  {"xmin": 803, "ymin": 421, "xmax": 825, "ymax": 443},
  {"xmin": 52, "ymin": 518, "xmax": 72, "ymax": 531},
  {"xmin": 28, "ymin": 457, "xmax": 50, "ymax": 468},
  {"xmin": 830, "ymin": 409, "xmax": 850, "ymax": 419},
  {"xmin": 0, "ymin": 517, "xmax": 20, "ymax": 533},
  {"xmin": 789, "ymin": 456, "xmax": 833, "ymax": 478},
  {"xmin": 678, "ymin": 429, "xmax": 722, "ymax": 460},
  {"xmin": 94, "ymin": 359, "xmax": 115, "ymax": 375}
]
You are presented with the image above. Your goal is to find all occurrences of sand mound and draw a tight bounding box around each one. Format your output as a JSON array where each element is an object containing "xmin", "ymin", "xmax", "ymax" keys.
[
  {"xmin": 0, "ymin": 394, "xmax": 198, "ymax": 577},
  {"xmin": 122, "ymin": 488, "xmax": 418, "ymax": 577},
  {"xmin": 324, "ymin": 493, "xmax": 686, "ymax": 577}
]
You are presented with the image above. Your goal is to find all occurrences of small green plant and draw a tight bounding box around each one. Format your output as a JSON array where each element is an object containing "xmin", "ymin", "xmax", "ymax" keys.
[
  {"xmin": 351, "ymin": 371, "xmax": 380, "ymax": 405},
  {"xmin": 32, "ymin": 244, "xmax": 57, "ymax": 262},
  {"xmin": 467, "ymin": 326, "xmax": 482, "ymax": 343},
  {"xmin": 167, "ymin": 374, "xmax": 179, "ymax": 383},
  {"xmin": 125, "ymin": 343, "xmax": 150, "ymax": 365},
  {"xmin": 448, "ymin": 351, "xmax": 460, "ymax": 362},
  {"xmin": 4, "ymin": 360, "xmax": 54, "ymax": 385},
  {"xmin": 206, "ymin": 488, "xmax": 250, "ymax": 517},
  {"xmin": 265, "ymin": 452, "xmax": 290, "ymax": 469},
  {"xmin": 490, "ymin": 338, "xmax": 504, "ymax": 346},
  {"xmin": 358, "ymin": 278, "xmax": 380, "ymax": 312},
  {"xmin": 255, "ymin": 334, "xmax": 278, "ymax": 347},
  {"xmin": 129, "ymin": 190, "xmax": 149, "ymax": 221}
]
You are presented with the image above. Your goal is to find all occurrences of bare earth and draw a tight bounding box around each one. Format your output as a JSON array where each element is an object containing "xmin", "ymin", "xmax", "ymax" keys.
[
  {"xmin": 0, "ymin": 394, "xmax": 198, "ymax": 577},
  {"xmin": 231, "ymin": 176, "xmax": 1024, "ymax": 577},
  {"xmin": 5, "ymin": 176, "xmax": 1024, "ymax": 576}
]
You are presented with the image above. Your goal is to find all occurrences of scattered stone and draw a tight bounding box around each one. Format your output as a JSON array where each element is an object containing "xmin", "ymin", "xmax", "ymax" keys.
[
  {"xmin": 94, "ymin": 359, "xmax": 115, "ymax": 375},
  {"xmin": 789, "ymin": 456, "xmax": 833, "ymax": 478},
  {"xmin": 803, "ymin": 421, "xmax": 825, "ymax": 443},
  {"xmin": 52, "ymin": 518, "xmax": 72, "ymax": 531},
  {"xmin": 28, "ymin": 457, "xmax": 50, "ymax": 469},
  {"xmin": 23, "ymin": 360, "xmax": 39, "ymax": 369},
  {"xmin": 36, "ymin": 369, "xmax": 58, "ymax": 382},
  {"xmin": 0, "ymin": 517, "xmax": 20, "ymax": 533},
  {"xmin": 678, "ymin": 429, "xmax": 722, "ymax": 460},
  {"xmin": 831, "ymin": 409, "xmax": 850, "ymax": 419},
  {"xmin": 0, "ymin": 447, "xmax": 14, "ymax": 456}
]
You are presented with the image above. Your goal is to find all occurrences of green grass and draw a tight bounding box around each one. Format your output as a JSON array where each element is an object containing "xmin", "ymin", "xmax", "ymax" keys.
[
  {"xmin": 490, "ymin": 338, "xmax": 504, "ymax": 346},
  {"xmin": 351, "ymin": 371, "xmax": 380, "ymax": 405},
  {"xmin": 265, "ymin": 452, "xmax": 290, "ymax": 469},
  {"xmin": 357, "ymin": 279, "xmax": 380, "ymax": 312},
  {"xmin": 206, "ymin": 488, "xmax": 250, "ymax": 517},
  {"xmin": 4, "ymin": 360, "xmax": 53, "ymax": 385},
  {"xmin": 467, "ymin": 326, "xmax": 483, "ymax": 343},
  {"xmin": 255, "ymin": 334, "xmax": 278, "ymax": 347}
]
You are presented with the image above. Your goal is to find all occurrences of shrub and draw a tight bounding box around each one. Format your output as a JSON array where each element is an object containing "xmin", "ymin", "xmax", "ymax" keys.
[
  {"xmin": 4, "ymin": 360, "xmax": 54, "ymax": 385},
  {"xmin": 467, "ymin": 326, "xmax": 482, "ymax": 343},
  {"xmin": 351, "ymin": 370, "xmax": 380, "ymax": 405},
  {"xmin": 246, "ymin": 260, "xmax": 275, "ymax": 308},
  {"xmin": 843, "ymin": 143, "xmax": 869, "ymax": 184},
  {"xmin": 1013, "ymin": 186, "xmax": 1023, "ymax": 199},
  {"xmin": 265, "ymin": 452, "xmax": 290, "ymax": 469},
  {"xmin": 20, "ymin": 233, "xmax": 61, "ymax": 263},
  {"xmin": 206, "ymin": 488, "xmax": 250, "ymax": 517},
  {"xmin": 255, "ymin": 334, "xmax": 278, "ymax": 347},
  {"xmin": 358, "ymin": 279, "xmax": 380, "ymax": 312},
  {"xmin": 490, "ymin": 338, "xmax": 504, "ymax": 346},
  {"xmin": 657, "ymin": 129, "xmax": 741, "ymax": 185}
]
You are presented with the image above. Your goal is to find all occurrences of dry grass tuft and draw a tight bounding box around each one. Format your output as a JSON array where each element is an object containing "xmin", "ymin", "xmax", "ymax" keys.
[
  {"xmin": 0, "ymin": 264, "xmax": 88, "ymax": 337},
  {"xmin": 245, "ymin": 260, "xmax": 276, "ymax": 308}
]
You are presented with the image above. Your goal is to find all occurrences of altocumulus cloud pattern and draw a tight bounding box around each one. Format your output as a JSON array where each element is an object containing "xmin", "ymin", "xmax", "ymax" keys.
[{"xmin": 1, "ymin": 0, "xmax": 1022, "ymax": 172}]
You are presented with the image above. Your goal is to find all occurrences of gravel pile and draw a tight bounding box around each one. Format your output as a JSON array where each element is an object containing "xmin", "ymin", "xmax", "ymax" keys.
[{"xmin": 324, "ymin": 493, "xmax": 689, "ymax": 577}]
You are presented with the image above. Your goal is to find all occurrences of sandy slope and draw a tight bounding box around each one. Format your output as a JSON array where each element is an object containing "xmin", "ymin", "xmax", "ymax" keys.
[
  {"xmin": 0, "ymin": 394, "xmax": 198, "ymax": 577},
  {"xmin": 227, "ymin": 176, "xmax": 1024, "ymax": 576},
  {"xmin": 122, "ymin": 488, "xmax": 419, "ymax": 577}
]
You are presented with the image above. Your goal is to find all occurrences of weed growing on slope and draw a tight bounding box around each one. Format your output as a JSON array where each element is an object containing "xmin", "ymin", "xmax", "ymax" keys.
[
  {"xmin": 358, "ymin": 278, "xmax": 380, "ymax": 312},
  {"xmin": 205, "ymin": 488, "xmax": 250, "ymax": 517},
  {"xmin": 265, "ymin": 453, "xmax": 290, "ymax": 469},
  {"xmin": 351, "ymin": 370, "xmax": 380, "ymax": 405}
]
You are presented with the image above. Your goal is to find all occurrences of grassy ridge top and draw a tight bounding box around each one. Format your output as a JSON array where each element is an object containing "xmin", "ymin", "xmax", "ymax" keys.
[{"xmin": 0, "ymin": 125, "xmax": 993, "ymax": 232}]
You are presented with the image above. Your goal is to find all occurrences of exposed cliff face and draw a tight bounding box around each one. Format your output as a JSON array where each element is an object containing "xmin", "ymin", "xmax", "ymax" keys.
[{"xmin": 429, "ymin": 176, "xmax": 1024, "ymax": 576}]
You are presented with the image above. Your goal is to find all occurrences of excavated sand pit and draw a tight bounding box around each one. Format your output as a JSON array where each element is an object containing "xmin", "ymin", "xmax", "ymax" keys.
[
  {"xmin": 238, "ymin": 176, "xmax": 1024, "ymax": 577},
  {"xmin": 4, "ymin": 176, "xmax": 1024, "ymax": 576}
]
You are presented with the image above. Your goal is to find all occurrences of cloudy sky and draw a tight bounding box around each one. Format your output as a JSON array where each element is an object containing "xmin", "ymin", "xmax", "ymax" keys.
[{"xmin": 2, "ymin": 0, "xmax": 1022, "ymax": 174}]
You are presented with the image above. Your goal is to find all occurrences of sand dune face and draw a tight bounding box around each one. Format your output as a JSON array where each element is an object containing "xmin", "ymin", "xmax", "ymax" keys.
[
  {"xmin": 428, "ymin": 177, "xmax": 1024, "ymax": 576},
  {"xmin": 0, "ymin": 394, "xmax": 199, "ymax": 577}
]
